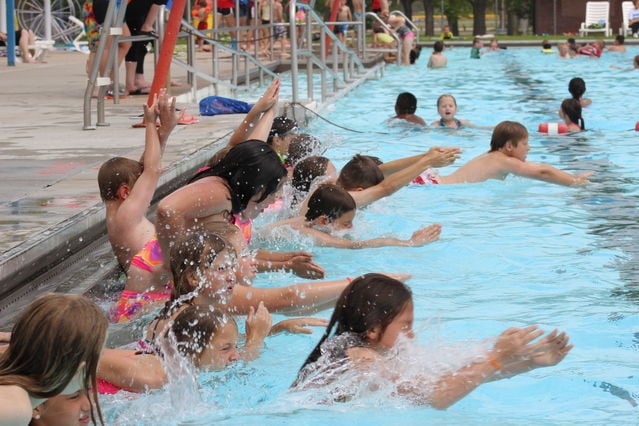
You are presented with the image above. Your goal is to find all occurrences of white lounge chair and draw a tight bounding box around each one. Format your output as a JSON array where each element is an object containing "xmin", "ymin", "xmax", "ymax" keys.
[
  {"xmin": 620, "ymin": 1, "xmax": 634, "ymax": 35},
  {"xmin": 579, "ymin": 1, "xmax": 612, "ymax": 37},
  {"xmin": 68, "ymin": 16, "xmax": 90, "ymax": 54}
]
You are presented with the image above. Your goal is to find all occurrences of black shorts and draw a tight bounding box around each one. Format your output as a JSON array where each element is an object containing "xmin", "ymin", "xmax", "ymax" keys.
[{"xmin": 217, "ymin": 7, "xmax": 234, "ymax": 16}]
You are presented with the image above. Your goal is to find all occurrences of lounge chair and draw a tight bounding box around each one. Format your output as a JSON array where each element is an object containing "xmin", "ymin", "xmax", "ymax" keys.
[
  {"xmin": 579, "ymin": 1, "xmax": 612, "ymax": 37},
  {"xmin": 620, "ymin": 1, "xmax": 633, "ymax": 35}
]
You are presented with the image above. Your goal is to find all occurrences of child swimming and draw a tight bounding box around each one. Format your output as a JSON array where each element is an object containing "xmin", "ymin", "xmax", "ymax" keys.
[
  {"xmin": 430, "ymin": 94, "xmax": 490, "ymax": 129},
  {"xmin": 292, "ymin": 274, "xmax": 573, "ymax": 408},
  {"xmin": 97, "ymin": 304, "xmax": 269, "ymax": 393},
  {"xmin": 559, "ymin": 98, "xmax": 585, "ymax": 132},
  {"xmin": 268, "ymin": 184, "xmax": 441, "ymax": 249},
  {"xmin": 568, "ymin": 77, "xmax": 592, "ymax": 107},
  {"xmin": 390, "ymin": 92, "xmax": 426, "ymax": 125},
  {"xmin": 438, "ymin": 121, "xmax": 592, "ymax": 186}
]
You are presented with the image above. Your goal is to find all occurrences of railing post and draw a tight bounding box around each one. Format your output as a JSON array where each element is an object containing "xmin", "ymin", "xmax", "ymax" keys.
[{"xmin": 289, "ymin": 0, "xmax": 298, "ymax": 104}]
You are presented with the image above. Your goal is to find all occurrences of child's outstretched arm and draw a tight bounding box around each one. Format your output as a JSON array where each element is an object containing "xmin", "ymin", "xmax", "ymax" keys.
[
  {"xmin": 97, "ymin": 349, "xmax": 167, "ymax": 392},
  {"xmin": 157, "ymin": 90, "xmax": 178, "ymax": 152},
  {"xmin": 422, "ymin": 326, "xmax": 571, "ymax": 409},
  {"xmin": 378, "ymin": 147, "xmax": 461, "ymax": 177},
  {"xmin": 228, "ymin": 79, "xmax": 281, "ymax": 146},
  {"xmin": 117, "ymin": 95, "xmax": 163, "ymax": 226},
  {"xmin": 352, "ymin": 149, "xmax": 460, "ymax": 208},
  {"xmin": 269, "ymin": 317, "xmax": 329, "ymax": 335},
  {"xmin": 304, "ymin": 224, "xmax": 441, "ymax": 249},
  {"xmin": 507, "ymin": 158, "xmax": 593, "ymax": 186},
  {"xmin": 255, "ymin": 249, "xmax": 326, "ymax": 279}
]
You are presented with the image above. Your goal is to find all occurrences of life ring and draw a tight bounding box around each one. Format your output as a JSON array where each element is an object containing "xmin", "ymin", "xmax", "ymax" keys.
[
  {"xmin": 635, "ymin": 122, "xmax": 639, "ymax": 131},
  {"xmin": 538, "ymin": 123, "xmax": 569, "ymax": 134}
]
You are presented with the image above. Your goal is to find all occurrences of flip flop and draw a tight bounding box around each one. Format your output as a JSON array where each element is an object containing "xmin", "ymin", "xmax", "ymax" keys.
[
  {"xmin": 105, "ymin": 89, "xmax": 128, "ymax": 99},
  {"xmin": 178, "ymin": 111, "xmax": 200, "ymax": 125}
]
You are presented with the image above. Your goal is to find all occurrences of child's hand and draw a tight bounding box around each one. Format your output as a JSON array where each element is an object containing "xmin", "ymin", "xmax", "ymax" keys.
[
  {"xmin": 489, "ymin": 325, "xmax": 545, "ymax": 366},
  {"xmin": 253, "ymin": 78, "xmax": 280, "ymax": 113},
  {"xmin": 245, "ymin": 301, "xmax": 272, "ymax": 343},
  {"xmin": 144, "ymin": 93, "xmax": 159, "ymax": 124},
  {"xmin": 425, "ymin": 146, "xmax": 462, "ymax": 167},
  {"xmin": 572, "ymin": 172, "xmax": 593, "ymax": 186},
  {"xmin": 407, "ymin": 224, "xmax": 441, "ymax": 246},
  {"xmin": 528, "ymin": 329, "xmax": 573, "ymax": 368},
  {"xmin": 270, "ymin": 317, "xmax": 329, "ymax": 335},
  {"xmin": 157, "ymin": 88, "xmax": 178, "ymax": 132},
  {"xmin": 287, "ymin": 254, "xmax": 326, "ymax": 279}
]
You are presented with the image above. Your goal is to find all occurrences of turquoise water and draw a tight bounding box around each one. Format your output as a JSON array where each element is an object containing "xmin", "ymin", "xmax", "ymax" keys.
[{"xmin": 104, "ymin": 47, "xmax": 639, "ymax": 424}]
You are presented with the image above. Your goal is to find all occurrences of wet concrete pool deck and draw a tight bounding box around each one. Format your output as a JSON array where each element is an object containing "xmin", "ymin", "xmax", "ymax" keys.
[{"xmin": 0, "ymin": 49, "xmax": 257, "ymax": 301}]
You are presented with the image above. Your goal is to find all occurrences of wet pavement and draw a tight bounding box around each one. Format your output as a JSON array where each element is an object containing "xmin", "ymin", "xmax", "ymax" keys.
[{"xmin": 0, "ymin": 48, "xmax": 261, "ymax": 299}]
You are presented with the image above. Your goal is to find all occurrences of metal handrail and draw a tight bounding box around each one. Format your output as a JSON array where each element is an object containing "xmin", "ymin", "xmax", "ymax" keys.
[
  {"xmin": 364, "ymin": 11, "xmax": 402, "ymax": 65},
  {"xmin": 288, "ymin": 2, "xmax": 366, "ymax": 103},
  {"xmin": 389, "ymin": 10, "xmax": 420, "ymax": 41}
]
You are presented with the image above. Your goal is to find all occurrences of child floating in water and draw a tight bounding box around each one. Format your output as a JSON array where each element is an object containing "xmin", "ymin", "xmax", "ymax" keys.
[
  {"xmin": 559, "ymin": 98, "xmax": 585, "ymax": 133},
  {"xmin": 268, "ymin": 184, "xmax": 441, "ymax": 249},
  {"xmin": 292, "ymin": 274, "xmax": 573, "ymax": 408},
  {"xmin": 438, "ymin": 121, "xmax": 592, "ymax": 186},
  {"xmin": 431, "ymin": 94, "xmax": 490, "ymax": 129},
  {"xmin": 390, "ymin": 92, "xmax": 426, "ymax": 125}
]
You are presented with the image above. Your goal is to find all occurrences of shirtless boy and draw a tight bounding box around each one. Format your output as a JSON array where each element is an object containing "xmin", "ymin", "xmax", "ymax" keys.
[
  {"xmin": 439, "ymin": 121, "xmax": 592, "ymax": 186},
  {"xmin": 97, "ymin": 90, "xmax": 178, "ymax": 322}
]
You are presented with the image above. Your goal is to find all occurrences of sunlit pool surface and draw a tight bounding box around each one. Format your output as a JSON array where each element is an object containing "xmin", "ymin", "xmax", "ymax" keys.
[{"xmin": 103, "ymin": 47, "xmax": 639, "ymax": 424}]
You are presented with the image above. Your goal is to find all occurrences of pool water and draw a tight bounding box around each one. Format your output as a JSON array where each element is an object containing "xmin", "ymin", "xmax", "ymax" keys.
[{"xmin": 104, "ymin": 47, "xmax": 639, "ymax": 424}]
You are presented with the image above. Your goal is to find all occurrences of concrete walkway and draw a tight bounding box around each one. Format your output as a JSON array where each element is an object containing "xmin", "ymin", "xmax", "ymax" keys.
[{"xmin": 0, "ymin": 49, "xmax": 261, "ymax": 300}]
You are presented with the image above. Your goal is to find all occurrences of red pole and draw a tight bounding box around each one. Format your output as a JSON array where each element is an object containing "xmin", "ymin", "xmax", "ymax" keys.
[
  {"xmin": 146, "ymin": 0, "xmax": 187, "ymax": 107},
  {"xmin": 324, "ymin": 0, "xmax": 342, "ymax": 56}
]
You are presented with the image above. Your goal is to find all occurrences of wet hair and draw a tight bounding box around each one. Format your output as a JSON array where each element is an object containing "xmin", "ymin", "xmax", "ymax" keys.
[
  {"xmin": 568, "ymin": 77, "xmax": 587, "ymax": 100},
  {"xmin": 634, "ymin": 55, "xmax": 639, "ymax": 68},
  {"xmin": 292, "ymin": 156, "xmax": 330, "ymax": 194},
  {"xmin": 171, "ymin": 305, "xmax": 230, "ymax": 361},
  {"xmin": 205, "ymin": 146, "xmax": 231, "ymax": 168},
  {"xmin": 489, "ymin": 121, "xmax": 528, "ymax": 152},
  {"xmin": 305, "ymin": 184, "xmax": 356, "ymax": 222},
  {"xmin": 542, "ymin": 40, "xmax": 552, "ymax": 49},
  {"xmin": 287, "ymin": 133, "xmax": 323, "ymax": 166},
  {"xmin": 395, "ymin": 92, "xmax": 418, "ymax": 115},
  {"xmin": 168, "ymin": 231, "xmax": 232, "ymax": 302},
  {"xmin": 298, "ymin": 273, "xmax": 412, "ymax": 369},
  {"xmin": 190, "ymin": 140, "xmax": 287, "ymax": 214},
  {"xmin": 97, "ymin": 157, "xmax": 143, "ymax": 201},
  {"xmin": 267, "ymin": 116, "xmax": 298, "ymax": 145},
  {"xmin": 336, "ymin": 154, "xmax": 384, "ymax": 191},
  {"xmin": 436, "ymin": 93, "xmax": 457, "ymax": 107},
  {"xmin": 433, "ymin": 40, "xmax": 444, "ymax": 53},
  {"xmin": 561, "ymin": 98, "xmax": 585, "ymax": 130},
  {"xmin": 0, "ymin": 294, "xmax": 107, "ymax": 424},
  {"xmin": 615, "ymin": 34, "xmax": 625, "ymax": 45}
]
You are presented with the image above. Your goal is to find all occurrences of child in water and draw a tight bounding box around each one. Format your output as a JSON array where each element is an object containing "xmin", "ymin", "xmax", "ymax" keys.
[
  {"xmin": 390, "ymin": 92, "xmax": 426, "ymax": 125},
  {"xmin": 292, "ymin": 274, "xmax": 573, "ymax": 408},
  {"xmin": 431, "ymin": 94, "xmax": 489, "ymax": 129},
  {"xmin": 438, "ymin": 121, "xmax": 592, "ymax": 186},
  {"xmin": 268, "ymin": 184, "xmax": 441, "ymax": 249},
  {"xmin": 568, "ymin": 77, "xmax": 592, "ymax": 107},
  {"xmin": 559, "ymin": 98, "xmax": 585, "ymax": 132}
]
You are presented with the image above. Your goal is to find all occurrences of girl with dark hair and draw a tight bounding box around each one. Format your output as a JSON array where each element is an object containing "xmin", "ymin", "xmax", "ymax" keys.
[
  {"xmin": 292, "ymin": 274, "xmax": 573, "ymax": 409},
  {"xmin": 559, "ymin": 98, "xmax": 585, "ymax": 132},
  {"xmin": 156, "ymin": 139, "xmax": 287, "ymax": 259},
  {"xmin": 0, "ymin": 294, "xmax": 108, "ymax": 425},
  {"xmin": 568, "ymin": 77, "xmax": 592, "ymax": 107},
  {"xmin": 268, "ymin": 184, "xmax": 441, "ymax": 248}
]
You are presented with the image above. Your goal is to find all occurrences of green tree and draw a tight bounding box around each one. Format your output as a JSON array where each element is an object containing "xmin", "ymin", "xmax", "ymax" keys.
[{"xmin": 466, "ymin": 0, "xmax": 488, "ymax": 35}]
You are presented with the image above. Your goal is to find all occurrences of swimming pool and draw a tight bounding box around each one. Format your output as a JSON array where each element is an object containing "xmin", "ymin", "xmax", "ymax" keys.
[{"xmin": 103, "ymin": 47, "xmax": 639, "ymax": 424}]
